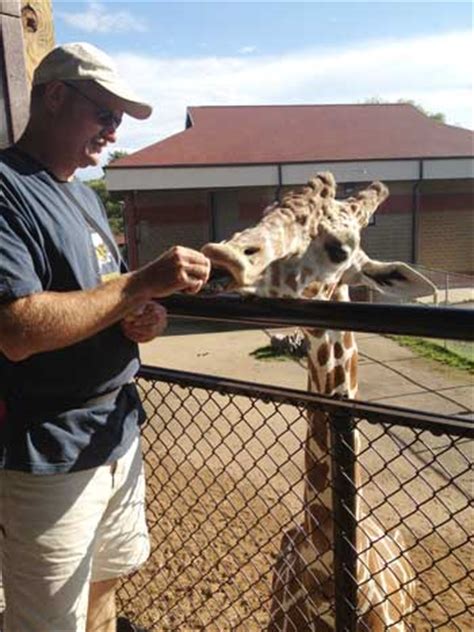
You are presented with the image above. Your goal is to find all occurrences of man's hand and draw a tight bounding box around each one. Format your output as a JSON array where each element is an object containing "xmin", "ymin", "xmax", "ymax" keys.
[
  {"xmin": 133, "ymin": 246, "xmax": 211, "ymax": 299},
  {"xmin": 121, "ymin": 302, "xmax": 167, "ymax": 344}
]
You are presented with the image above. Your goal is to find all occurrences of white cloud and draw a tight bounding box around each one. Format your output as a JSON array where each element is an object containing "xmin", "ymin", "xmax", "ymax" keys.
[
  {"xmin": 58, "ymin": 1, "xmax": 147, "ymax": 34},
  {"xmin": 79, "ymin": 29, "xmax": 473, "ymax": 174},
  {"xmin": 238, "ymin": 46, "xmax": 257, "ymax": 55}
]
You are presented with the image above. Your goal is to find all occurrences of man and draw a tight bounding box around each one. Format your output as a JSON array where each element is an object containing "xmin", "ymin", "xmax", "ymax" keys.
[{"xmin": 0, "ymin": 43, "xmax": 210, "ymax": 632}]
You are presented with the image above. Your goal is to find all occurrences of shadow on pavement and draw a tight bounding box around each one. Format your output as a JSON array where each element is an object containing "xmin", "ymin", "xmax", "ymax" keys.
[{"xmin": 163, "ymin": 316, "xmax": 265, "ymax": 337}]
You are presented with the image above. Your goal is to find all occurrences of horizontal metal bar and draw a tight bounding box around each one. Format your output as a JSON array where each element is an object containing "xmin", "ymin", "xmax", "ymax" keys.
[
  {"xmin": 159, "ymin": 294, "xmax": 473, "ymax": 341},
  {"xmin": 138, "ymin": 365, "xmax": 474, "ymax": 438}
]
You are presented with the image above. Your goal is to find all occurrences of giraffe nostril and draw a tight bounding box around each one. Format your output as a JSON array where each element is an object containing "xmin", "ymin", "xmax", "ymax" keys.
[
  {"xmin": 325, "ymin": 241, "xmax": 348, "ymax": 264},
  {"xmin": 243, "ymin": 246, "xmax": 261, "ymax": 257}
]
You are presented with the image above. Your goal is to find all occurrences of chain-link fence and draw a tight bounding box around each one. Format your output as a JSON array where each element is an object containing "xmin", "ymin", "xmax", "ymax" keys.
[
  {"xmin": 117, "ymin": 298, "xmax": 473, "ymax": 631},
  {"xmin": 417, "ymin": 267, "xmax": 473, "ymax": 307}
]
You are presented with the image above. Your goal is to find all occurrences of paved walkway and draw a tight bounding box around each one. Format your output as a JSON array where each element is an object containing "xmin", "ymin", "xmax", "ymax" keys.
[{"xmin": 139, "ymin": 325, "xmax": 473, "ymax": 418}]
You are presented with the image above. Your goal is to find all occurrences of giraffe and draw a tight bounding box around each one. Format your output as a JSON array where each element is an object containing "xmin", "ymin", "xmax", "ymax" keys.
[{"xmin": 202, "ymin": 173, "xmax": 436, "ymax": 631}]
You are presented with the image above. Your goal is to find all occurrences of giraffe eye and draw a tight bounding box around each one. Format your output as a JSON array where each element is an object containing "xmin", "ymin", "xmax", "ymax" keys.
[{"xmin": 325, "ymin": 241, "xmax": 349, "ymax": 263}]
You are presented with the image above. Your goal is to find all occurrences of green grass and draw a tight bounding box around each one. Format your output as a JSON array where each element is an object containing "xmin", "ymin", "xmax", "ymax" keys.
[{"xmin": 393, "ymin": 336, "xmax": 474, "ymax": 374}]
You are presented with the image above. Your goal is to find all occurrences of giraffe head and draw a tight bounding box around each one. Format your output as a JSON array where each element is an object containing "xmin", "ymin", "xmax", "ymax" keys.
[{"xmin": 202, "ymin": 172, "xmax": 436, "ymax": 301}]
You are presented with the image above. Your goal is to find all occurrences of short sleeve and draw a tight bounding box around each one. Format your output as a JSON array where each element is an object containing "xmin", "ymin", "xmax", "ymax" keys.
[{"xmin": 0, "ymin": 206, "xmax": 46, "ymax": 302}]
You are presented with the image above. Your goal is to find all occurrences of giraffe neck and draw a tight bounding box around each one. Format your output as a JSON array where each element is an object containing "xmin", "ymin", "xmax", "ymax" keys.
[
  {"xmin": 302, "ymin": 287, "xmax": 359, "ymax": 567},
  {"xmin": 306, "ymin": 328, "xmax": 358, "ymax": 399},
  {"xmin": 306, "ymin": 284, "xmax": 358, "ymax": 398}
]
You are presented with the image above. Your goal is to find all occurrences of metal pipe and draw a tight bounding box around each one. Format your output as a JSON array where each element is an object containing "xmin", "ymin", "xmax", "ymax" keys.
[
  {"xmin": 331, "ymin": 409, "xmax": 358, "ymax": 632},
  {"xmin": 138, "ymin": 365, "xmax": 474, "ymax": 437},
  {"xmin": 275, "ymin": 164, "xmax": 283, "ymax": 201},
  {"xmin": 411, "ymin": 160, "xmax": 423, "ymax": 264},
  {"xmin": 159, "ymin": 294, "xmax": 474, "ymax": 341},
  {"xmin": 209, "ymin": 191, "xmax": 217, "ymax": 241},
  {"xmin": 128, "ymin": 190, "xmax": 139, "ymax": 270}
]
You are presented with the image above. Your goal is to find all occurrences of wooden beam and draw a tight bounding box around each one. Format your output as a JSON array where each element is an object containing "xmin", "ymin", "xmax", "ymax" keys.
[
  {"xmin": 0, "ymin": 1, "xmax": 29, "ymax": 145},
  {"xmin": 0, "ymin": 1, "xmax": 21, "ymax": 18},
  {"xmin": 21, "ymin": 0, "xmax": 55, "ymax": 85},
  {"xmin": 0, "ymin": 0, "xmax": 54, "ymax": 147}
]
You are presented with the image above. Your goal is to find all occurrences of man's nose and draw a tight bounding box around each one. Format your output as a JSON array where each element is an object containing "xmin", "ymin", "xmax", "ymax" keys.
[{"xmin": 102, "ymin": 127, "xmax": 118, "ymax": 143}]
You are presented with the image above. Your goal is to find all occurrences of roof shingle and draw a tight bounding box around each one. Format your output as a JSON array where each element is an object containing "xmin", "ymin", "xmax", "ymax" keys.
[{"xmin": 109, "ymin": 104, "xmax": 474, "ymax": 169}]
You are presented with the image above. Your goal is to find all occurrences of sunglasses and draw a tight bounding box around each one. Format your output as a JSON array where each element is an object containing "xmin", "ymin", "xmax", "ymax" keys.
[{"xmin": 63, "ymin": 81, "xmax": 122, "ymax": 130}]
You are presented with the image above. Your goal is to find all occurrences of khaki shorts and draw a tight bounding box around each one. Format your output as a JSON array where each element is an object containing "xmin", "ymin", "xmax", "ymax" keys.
[{"xmin": 0, "ymin": 435, "xmax": 149, "ymax": 632}]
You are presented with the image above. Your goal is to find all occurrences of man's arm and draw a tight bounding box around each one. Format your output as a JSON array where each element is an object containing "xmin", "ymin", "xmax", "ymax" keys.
[{"xmin": 0, "ymin": 246, "xmax": 210, "ymax": 362}]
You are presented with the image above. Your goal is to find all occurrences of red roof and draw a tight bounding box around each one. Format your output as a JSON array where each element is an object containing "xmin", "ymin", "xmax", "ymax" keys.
[{"xmin": 109, "ymin": 104, "xmax": 474, "ymax": 169}]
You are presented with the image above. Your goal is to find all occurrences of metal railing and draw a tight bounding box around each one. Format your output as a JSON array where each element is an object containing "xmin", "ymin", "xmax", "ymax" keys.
[{"xmin": 117, "ymin": 296, "xmax": 473, "ymax": 631}]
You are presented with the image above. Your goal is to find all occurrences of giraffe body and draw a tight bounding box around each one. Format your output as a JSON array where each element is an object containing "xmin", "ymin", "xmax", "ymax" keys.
[{"xmin": 202, "ymin": 173, "xmax": 434, "ymax": 631}]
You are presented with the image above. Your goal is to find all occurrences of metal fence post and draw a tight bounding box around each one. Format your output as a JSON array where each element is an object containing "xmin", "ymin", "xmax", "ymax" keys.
[{"xmin": 331, "ymin": 408, "xmax": 358, "ymax": 632}]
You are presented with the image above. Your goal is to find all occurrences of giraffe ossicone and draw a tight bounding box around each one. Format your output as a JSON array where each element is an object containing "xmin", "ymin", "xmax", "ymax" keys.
[{"xmin": 202, "ymin": 173, "xmax": 435, "ymax": 631}]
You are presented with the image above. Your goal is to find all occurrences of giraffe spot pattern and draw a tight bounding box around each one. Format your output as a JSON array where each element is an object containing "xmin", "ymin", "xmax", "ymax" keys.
[
  {"xmin": 306, "ymin": 504, "xmax": 333, "ymax": 552},
  {"xmin": 324, "ymin": 371, "xmax": 335, "ymax": 394},
  {"xmin": 317, "ymin": 342, "xmax": 330, "ymax": 366},
  {"xmin": 334, "ymin": 365, "xmax": 346, "ymax": 389},
  {"xmin": 334, "ymin": 342, "xmax": 344, "ymax": 359},
  {"xmin": 271, "ymin": 264, "xmax": 281, "ymax": 289},
  {"xmin": 302, "ymin": 282, "xmax": 322, "ymax": 299},
  {"xmin": 301, "ymin": 267, "xmax": 313, "ymax": 284},
  {"xmin": 307, "ymin": 410, "xmax": 329, "ymax": 453},
  {"xmin": 306, "ymin": 459, "xmax": 330, "ymax": 494},
  {"xmin": 286, "ymin": 273, "xmax": 298, "ymax": 292},
  {"xmin": 307, "ymin": 357, "xmax": 322, "ymax": 392}
]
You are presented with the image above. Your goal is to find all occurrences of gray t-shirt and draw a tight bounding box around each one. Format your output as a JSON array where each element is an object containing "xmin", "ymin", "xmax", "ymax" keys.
[{"xmin": 0, "ymin": 147, "xmax": 144, "ymax": 474}]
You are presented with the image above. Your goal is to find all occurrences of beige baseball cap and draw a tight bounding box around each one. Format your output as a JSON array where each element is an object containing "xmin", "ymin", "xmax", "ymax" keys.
[{"xmin": 33, "ymin": 42, "xmax": 152, "ymax": 120}]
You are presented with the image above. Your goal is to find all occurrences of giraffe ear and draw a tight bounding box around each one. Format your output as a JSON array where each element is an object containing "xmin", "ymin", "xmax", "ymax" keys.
[{"xmin": 342, "ymin": 253, "xmax": 438, "ymax": 300}]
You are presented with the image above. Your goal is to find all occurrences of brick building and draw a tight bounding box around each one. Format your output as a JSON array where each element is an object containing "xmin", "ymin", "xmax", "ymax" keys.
[{"xmin": 106, "ymin": 104, "xmax": 474, "ymax": 274}]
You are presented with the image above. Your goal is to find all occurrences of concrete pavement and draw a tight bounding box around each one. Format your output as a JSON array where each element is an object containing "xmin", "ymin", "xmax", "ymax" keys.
[{"xmin": 139, "ymin": 325, "xmax": 473, "ymax": 417}]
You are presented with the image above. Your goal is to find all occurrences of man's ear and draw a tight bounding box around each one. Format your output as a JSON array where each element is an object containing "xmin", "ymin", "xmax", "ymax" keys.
[
  {"xmin": 342, "ymin": 251, "xmax": 438, "ymax": 300},
  {"xmin": 43, "ymin": 81, "xmax": 68, "ymax": 114}
]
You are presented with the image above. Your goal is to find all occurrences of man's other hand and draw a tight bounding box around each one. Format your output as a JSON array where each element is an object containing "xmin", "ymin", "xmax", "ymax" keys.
[{"xmin": 121, "ymin": 302, "xmax": 167, "ymax": 344}]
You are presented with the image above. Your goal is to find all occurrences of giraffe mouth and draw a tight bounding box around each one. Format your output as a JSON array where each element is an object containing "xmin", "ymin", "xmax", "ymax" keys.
[
  {"xmin": 201, "ymin": 243, "xmax": 248, "ymax": 293},
  {"xmin": 203, "ymin": 265, "xmax": 236, "ymax": 293}
]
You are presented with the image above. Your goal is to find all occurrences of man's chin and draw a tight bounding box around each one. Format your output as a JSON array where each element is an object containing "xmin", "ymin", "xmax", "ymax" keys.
[{"xmin": 79, "ymin": 152, "xmax": 102, "ymax": 168}]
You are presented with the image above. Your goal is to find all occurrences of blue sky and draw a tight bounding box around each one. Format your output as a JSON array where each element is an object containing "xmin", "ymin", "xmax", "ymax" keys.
[{"xmin": 52, "ymin": 1, "xmax": 473, "ymax": 177}]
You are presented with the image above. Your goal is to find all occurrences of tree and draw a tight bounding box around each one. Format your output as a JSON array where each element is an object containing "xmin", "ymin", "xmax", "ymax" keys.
[
  {"xmin": 363, "ymin": 98, "xmax": 446, "ymax": 123},
  {"xmin": 85, "ymin": 151, "xmax": 129, "ymax": 235}
]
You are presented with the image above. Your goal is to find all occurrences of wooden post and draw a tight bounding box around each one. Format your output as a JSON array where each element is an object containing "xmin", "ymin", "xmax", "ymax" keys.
[
  {"xmin": 20, "ymin": 0, "xmax": 55, "ymax": 85},
  {"xmin": 0, "ymin": 0, "xmax": 54, "ymax": 148},
  {"xmin": 0, "ymin": 0, "xmax": 27, "ymax": 146}
]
